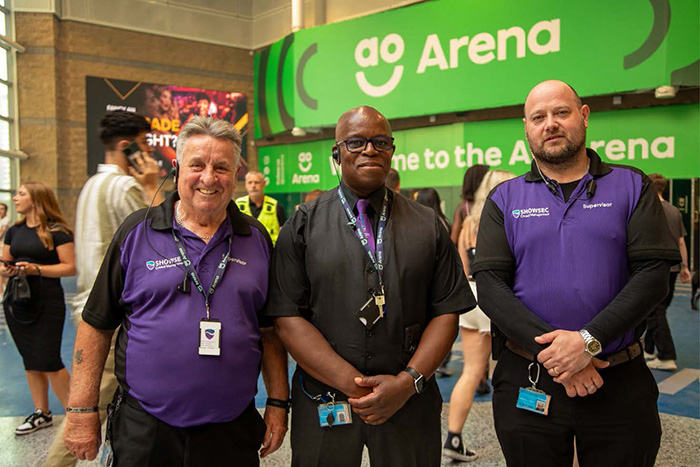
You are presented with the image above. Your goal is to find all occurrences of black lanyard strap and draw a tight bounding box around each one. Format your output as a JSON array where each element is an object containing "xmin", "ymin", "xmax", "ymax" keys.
[
  {"xmin": 171, "ymin": 226, "xmax": 231, "ymax": 320},
  {"xmin": 337, "ymin": 186, "xmax": 389, "ymax": 294}
]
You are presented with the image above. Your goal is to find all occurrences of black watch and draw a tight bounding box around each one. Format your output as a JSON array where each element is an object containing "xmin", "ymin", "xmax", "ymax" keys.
[{"xmin": 404, "ymin": 367, "xmax": 426, "ymax": 394}]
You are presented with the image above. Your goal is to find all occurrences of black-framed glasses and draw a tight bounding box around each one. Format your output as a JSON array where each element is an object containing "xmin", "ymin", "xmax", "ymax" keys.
[{"xmin": 337, "ymin": 136, "xmax": 395, "ymax": 153}]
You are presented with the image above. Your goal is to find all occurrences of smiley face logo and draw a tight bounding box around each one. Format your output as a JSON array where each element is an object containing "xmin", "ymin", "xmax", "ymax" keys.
[
  {"xmin": 298, "ymin": 152, "xmax": 313, "ymax": 173},
  {"xmin": 355, "ymin": 34, "xmax": 405, "ymax": 97}
]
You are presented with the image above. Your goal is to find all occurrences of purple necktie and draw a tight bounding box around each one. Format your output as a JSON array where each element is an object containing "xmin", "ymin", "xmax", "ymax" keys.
[{"xmin": 356, "ymin": 199, "xmax": 376, "ymax": 254}]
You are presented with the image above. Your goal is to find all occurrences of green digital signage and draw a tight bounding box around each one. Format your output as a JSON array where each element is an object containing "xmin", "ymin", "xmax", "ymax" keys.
[
  {"xmin": 259, "ymin": 104, "xmax": 699, "ymax": 194},
  {"xmin": 255, "ymin": 0, "xmax": 699, "ymax": 138}
]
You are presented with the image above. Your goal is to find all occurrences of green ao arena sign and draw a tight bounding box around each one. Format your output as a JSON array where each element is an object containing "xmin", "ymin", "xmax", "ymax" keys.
[
  {"xmin": 255, "ymin": 0, "xmax": 699, "ymax": 138},
  {"xmin": 258, "ymin": 104, "xmax": 699, "ymax": 194}
]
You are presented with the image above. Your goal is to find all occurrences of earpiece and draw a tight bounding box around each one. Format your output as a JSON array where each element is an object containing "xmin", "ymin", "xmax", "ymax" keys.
[
  {"xmin": 172, "ymin": 161, "xmax": 179, "ymax": 183},
  {"xmin": 545, "ymin": 178, "xmax": 559, "ymax": 196},
  {"xmin": 332, "ymin": 146, "xmax": 340, "ymax": 164}
]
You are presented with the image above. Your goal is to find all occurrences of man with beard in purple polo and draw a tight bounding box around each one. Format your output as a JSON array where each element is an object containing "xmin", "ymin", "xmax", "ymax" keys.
[{"xmin": 472, "ymin": 80, "xmax": 680, "ymax": 467}]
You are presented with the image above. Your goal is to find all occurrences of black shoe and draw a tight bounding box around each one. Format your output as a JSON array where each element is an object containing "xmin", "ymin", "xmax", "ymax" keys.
[
  {"xmin": 443, "ymin": 434, "xmax": 478, "ymax": 462},
  {"xmin": 476, "ymin": 380, "xmax": 491, "ymax": 396},
  {"xmin": 15, "ymin": 409, "xmax": 53, "ymax": 435}
]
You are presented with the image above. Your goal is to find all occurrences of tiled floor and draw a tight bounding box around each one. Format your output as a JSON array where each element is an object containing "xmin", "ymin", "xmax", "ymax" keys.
[{"xmin": 1, "ymin": 280, "xmax": 698, "ymax": 466}]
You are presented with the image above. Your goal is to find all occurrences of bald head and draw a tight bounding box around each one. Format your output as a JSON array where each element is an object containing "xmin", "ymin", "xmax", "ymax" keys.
[
  {"xmin": 335, "ymin": 106, "xmax": 392, "ymax": 141},
  {"xmin": 524, "ymin": 80, "xmax": 582, "ymax": 117}
]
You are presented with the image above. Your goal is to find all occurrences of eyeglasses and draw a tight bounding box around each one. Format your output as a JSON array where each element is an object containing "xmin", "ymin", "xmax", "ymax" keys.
[{"xmin": 337, "ymin": 136, "xmax": 395, "ymax": 153}]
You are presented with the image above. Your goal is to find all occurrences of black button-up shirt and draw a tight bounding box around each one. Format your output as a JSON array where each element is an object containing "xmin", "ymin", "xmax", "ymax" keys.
[{"xmin": 266, "ymin": 183, "xmax": 474, "ymax": 376}]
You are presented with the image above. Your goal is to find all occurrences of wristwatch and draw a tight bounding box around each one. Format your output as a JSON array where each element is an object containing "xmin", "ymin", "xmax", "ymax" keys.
[
  {"xmin": 404, "ymin": 367, "xmax": 426, "ymax": 394},
  {"xmin": 579, "ymin": 329, "xmax": 602, "ymax": 356}
]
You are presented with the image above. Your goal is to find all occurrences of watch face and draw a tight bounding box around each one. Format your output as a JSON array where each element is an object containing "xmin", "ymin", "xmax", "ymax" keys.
[
  {"xmin": 588, "ymin": 340, "xmax": 602, "ymax": 354},
  {"xmin": 415, "ymin": 376, "xmax": 426, "ymax": 393}
]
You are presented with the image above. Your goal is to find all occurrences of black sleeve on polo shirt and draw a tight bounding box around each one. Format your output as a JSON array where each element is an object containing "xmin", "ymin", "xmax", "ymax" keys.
[
  {"xmin": 584, "ymin": 259, "xmax": 670, "ymax": 348},
  {"xmin": 430, "ymin": 215, "xmax": 475, "ymax": 317},
  {"xmin": 627, "ymin": 175, "xmax": 682, "ymax": 263},
  {"xmin": 265, "ymin": 209, "xmax": 310, "ymax": 318},
  {"xmin": 475, "ymin": 270, "xmax": 555, "ymax": 356},
  {"xmin": 470, "ymin": 196, "xmax": 515, "ymax": 274},
  {"xmin": 81, "ymin": 216, "xmax": 138, "ymax": 330}
]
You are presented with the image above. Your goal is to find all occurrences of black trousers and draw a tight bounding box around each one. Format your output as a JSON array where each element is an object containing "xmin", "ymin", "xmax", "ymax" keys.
[
  {"xmin": 110, "ymin": 392, "xmax": 266, "ymax": 467},
  {"xmin": 290, "ymin": 369, "xmax": 443, "ymax": 467},
  {"xmin": 645, "ymin": 272, "xmax": 678, "ymax": 360},
  {"xmin": 492, "ymin": 348, "xmax": 661, "ymax": 467}
]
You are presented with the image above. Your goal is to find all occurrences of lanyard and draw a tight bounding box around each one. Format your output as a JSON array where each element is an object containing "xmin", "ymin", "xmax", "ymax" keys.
[
  {"xmin": 171, "ymin": 226, "xmax": 231, "ymax": 320},
  {"xmin": 337, "ymin": 185, "xmax": 389, "ymax": 294}
]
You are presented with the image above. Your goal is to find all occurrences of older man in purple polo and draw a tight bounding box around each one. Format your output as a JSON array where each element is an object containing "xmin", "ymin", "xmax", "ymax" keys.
[
  {"xmin": 471, "ymin": 80, "xmax": 680, "ymax": 466},
  {"xmin": 63, "ymin": 117, "xmax": 289, "ymax": 466}
]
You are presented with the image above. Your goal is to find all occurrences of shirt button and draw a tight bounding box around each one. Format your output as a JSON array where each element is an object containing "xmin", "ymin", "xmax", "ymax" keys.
[
  {"xmin": 365, "ymin": 330, "xmax": 373, "ymax": 338},
  {"xmin": 365, "ymin": 352, "xmax": 372, "ymax": 360},
  {"xmin": 366, "ymin": 266, "xmax": 375, "ymax": 274}
]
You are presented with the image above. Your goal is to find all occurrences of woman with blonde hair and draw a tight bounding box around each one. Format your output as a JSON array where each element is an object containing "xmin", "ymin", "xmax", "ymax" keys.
[
  {"xmin": 444, "ymin": 170, "xmax": 515, "ymax": 462},
  {"xmin": 2, "ymin": 182, "xmax": 76, "ymax": 435}
]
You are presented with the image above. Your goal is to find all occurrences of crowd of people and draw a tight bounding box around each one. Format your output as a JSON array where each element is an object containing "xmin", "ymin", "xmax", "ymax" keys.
[{"xmin": 1, "ymin": 79, "xmax": 692, "ymax": 467}]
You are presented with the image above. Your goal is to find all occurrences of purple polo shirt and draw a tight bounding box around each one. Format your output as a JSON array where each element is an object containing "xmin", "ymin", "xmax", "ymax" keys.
[
  {"xmin": 83, "ymin": 193, "xmax": 272, "ymax": 427},
  {"xmin": 489, "ymin": 168, "xmax": 642, "ymax": 354}
]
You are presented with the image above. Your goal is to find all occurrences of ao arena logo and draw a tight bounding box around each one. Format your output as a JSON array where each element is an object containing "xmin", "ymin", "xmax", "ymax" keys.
[{"xmin": 354, "ymin": 19, "xmax": 561, "ymax": 97}]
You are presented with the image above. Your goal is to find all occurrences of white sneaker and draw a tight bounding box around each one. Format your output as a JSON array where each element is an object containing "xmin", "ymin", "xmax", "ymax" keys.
[
  {"xmin": 644, "ymin": 352, "xmax": 656, "ymax": 361},
  {"xmin": 646, "ymin": 358, "xmax": 677, "ymax": 371},
  {"xmin": 15, "ymin": 409, "xmax": 53, "ymax": 435}
]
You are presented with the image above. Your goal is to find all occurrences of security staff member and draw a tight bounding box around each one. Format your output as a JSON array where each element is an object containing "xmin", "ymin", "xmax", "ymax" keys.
[
  {"xmin": 472, "ymin": 80, "xmax": 680, "ymax": 467},
  {"xmin": 266, "ymin": 106, "xmax": 474, "ymax": 467},
  {"xmin": 236, "ymin": 171, "xmax": 285, "ymax": 245}
]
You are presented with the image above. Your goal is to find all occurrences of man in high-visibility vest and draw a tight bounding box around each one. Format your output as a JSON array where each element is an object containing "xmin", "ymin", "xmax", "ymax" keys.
[{"xmin": 236, "ymin": 170, "xmax": 286, "ymax": 245}]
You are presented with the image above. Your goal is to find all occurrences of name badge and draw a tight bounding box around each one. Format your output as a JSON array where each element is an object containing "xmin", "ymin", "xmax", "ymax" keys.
[
  {"xmin": 516, "ymin": 387, "xmax": 551, "ymax": 416},
  {"xmin": 318, "ymin": 401, "xmax": 353, "ymax": 427},
  {"xmin": 199, "ymin": 319, "xmax": 222, "ymax": 356}
]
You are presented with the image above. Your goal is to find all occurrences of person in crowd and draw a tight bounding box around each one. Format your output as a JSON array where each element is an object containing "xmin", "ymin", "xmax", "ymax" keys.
[
  {"xmin": 414, "ymin": 188, "xmax": 450, "ymax": 234},
  {"xmin": 266, "ymin": 106, "xmax": 474, "ymax": 466},
  {"xmin": 1, "ymin": 183, "xmax": 76, "ymax": 435},
  {"xmin": 385, "ymin": 168, "xmax": 401, "ymax": 193},
  {"xmin": 414, "ymin": 187, "xmax": 454, "ymax": 378},
  {"xmin": 450, "ymin": 164, "xmax": 489, "ymax": 245},
  {"xmin": 44, "ymin": 110, "xmax": 162, "ymax": 467},
  {"xmin": 236, "ymin": 170, "xmax": 286, "ymax": 245},
  {"xmin": 443, "ymin": 170, "xmax": 515, "ymax": 462},
  {"xmin": 472, "ymin": 80, "xmax": 680, "ymax": 466},
  {"xmin": 0, "ymin": 202, "xmax": 10, "ymax": 292},
  {"xmin": 63, "ymin": 117, "xmax": 289, "ymax": 465},
  {"xmin": 644, "ymin": 173, "xmax": 692, "ymax": 371}
]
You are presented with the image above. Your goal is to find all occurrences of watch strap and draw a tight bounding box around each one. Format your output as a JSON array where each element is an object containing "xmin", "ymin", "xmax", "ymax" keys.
[{"xmin": 404, "ymin": 367, "xmax": 426, "ymax": 394}]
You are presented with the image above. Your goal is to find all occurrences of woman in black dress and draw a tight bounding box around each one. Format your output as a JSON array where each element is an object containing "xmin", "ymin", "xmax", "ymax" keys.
[{"xmin": 2, "ymin": 182, "xmax": 76, "ymax": 435}]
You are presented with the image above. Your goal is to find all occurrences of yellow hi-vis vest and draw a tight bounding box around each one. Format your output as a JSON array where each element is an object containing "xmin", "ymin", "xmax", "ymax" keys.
[{"xmin": 236, "ymin": 195, "xmax": 281, "ymax": 245}]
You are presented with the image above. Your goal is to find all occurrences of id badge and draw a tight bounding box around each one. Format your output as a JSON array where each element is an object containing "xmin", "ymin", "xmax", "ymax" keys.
[
  {"xmin": 356, "ymin": 296, "xmax": 382, "ymax": 330},
  {"xmin": 199, "ymin": 319, "xmax": 221, "ymax": 356},
  {"xmin": 516, "ymin": 387, "xmax": 551, "ymax": 416},
  {"xmin": 318, "ymin": 401, "xmax": 353, "ymax": 427},
  {"xmin": 100, "ymin": 440, "xmax": 114, "ymax": 467}
]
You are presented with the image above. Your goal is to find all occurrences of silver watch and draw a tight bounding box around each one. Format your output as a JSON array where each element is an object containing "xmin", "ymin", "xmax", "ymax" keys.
[{"xmin": 579, "ymin": 329, "xmax": 602, "ymax": 356}]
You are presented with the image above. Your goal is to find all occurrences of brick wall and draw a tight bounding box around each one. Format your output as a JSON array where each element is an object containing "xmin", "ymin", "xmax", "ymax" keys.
[{"xmin": 16, "ymin": 13, "xmax": 255, "ymax": 226}]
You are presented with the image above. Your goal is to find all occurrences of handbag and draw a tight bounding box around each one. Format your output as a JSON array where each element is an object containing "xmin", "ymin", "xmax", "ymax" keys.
[{"xmin": 4, "ymin": 265, "xmax": 39, "ymax": 324}]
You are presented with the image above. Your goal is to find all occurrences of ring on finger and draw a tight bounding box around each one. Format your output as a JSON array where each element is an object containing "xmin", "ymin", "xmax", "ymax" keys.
[{"xmin": 553, "ymin": 367, "xmax": 559, "ymax": 376}]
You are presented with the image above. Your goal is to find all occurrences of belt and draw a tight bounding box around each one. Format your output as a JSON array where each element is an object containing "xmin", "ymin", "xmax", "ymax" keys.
[{"xmin": 505, "ymin": 339, "xmax": 643, "ymax": 369}]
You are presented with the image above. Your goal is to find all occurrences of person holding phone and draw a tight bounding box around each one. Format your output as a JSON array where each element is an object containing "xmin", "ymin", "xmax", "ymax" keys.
[
  {"xmin": 1, "ymin": 182, "xmax": 76, "ymax": 436},
  {"xmin": 44, "ymin": 110, "xmax": 162, "ymax": 466}
]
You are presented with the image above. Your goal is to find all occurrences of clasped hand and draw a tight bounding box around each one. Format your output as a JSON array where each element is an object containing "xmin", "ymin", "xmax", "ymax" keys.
[{"xmin": 347, "ymin": 373, "xmax": 415, "ymax": 425}]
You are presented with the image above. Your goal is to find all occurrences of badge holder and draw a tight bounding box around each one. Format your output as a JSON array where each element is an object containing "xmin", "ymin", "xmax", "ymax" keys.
[
  {"xmin": 199, "ymin": 319, "xmax": 222, "ymax": 356},
  {"xmin": 356, "ymin": 294, "xmax": 384, "ymax": 330},
  {"xmin": 299, "ymin": 374, "xmax": 353, "ymax": 428},
  {"xmin": 516, "ymin": 362, "xmax": 551, "ymax": 416}
]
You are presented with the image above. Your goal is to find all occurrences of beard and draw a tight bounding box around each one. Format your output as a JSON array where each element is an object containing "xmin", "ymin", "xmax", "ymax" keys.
[{"xmin": 528, "ymin": 120, "xmax": 586, "ymax": 167}]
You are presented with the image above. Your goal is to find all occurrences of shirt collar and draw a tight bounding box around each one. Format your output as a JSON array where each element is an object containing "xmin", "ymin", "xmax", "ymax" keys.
[
  {"xmin": 149, "ymin": 190, "xmax": 251, "ymax": 236},
  {"xmin": 340, "ymin": 182, "xmax": 389, "ymax": 214},
  {"xmin": 524, "ymin": 148, "xmax": 611, "ymax": 183},
  {"xmin": 96, "ymin": 164, "xmax": 127, "ymax": 175}
]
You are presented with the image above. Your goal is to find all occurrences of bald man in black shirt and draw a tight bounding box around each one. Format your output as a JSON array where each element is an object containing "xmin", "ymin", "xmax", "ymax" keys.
[{"xmin": 266, "ymin": 106, "xmax": 474, "ymax": 467}]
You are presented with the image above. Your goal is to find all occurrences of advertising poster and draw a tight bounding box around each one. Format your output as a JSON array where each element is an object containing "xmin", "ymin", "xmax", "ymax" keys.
[{"xmin": 86, "ymin": 76, "xmax": 248, "ymax": 177}]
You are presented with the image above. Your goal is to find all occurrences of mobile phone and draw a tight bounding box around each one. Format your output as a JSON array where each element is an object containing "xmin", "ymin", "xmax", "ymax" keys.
[
  {"xmin": 123, "ymin": 141, "xmax": 142, "ymax": 173},
  {"xmin": 0, "ymin": 259, "xmax": 16, "ymax": 266}
]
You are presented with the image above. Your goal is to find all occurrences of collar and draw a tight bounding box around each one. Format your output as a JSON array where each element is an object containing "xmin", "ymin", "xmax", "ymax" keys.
[
  {"xmin": 524, "ymin": 148, "xmax": 612, "ymax": 183},
  {"xmin": 148, "ymin": 191, "xmax": 251, "ymax": 236},
  {"xmin": 340, "ymin": 181, "xmax": 390, "ymax": 214},
  {"xmin": 96, "ymin": 164, "xmax": 127, "ymax": 175}
]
